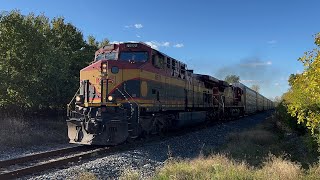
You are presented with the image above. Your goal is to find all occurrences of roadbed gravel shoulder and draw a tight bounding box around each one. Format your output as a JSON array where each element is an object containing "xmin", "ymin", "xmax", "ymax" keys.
[{"xmin": 26, "ymin": 111, "xmax": 273, "ymax": 179}]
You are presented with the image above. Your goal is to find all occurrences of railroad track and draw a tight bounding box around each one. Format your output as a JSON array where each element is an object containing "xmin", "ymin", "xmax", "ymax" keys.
[
  {"xmin": 0, "ymin": 133, "xmax": 182, "ymax": 179},
  {"xmin": 0, "ymin": 112, "xmax": 273, "ymax": 179},
  {"xmin": 0, "ymin": 145, "xmax": 111, "ymax": 179},
  {"xmin": 0, "ymin": 132, "xmax": 191, "ymax": 179}
]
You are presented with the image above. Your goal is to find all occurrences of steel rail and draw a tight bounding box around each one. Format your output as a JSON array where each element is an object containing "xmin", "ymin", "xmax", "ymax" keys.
[
  {"xmin": 0, "ymin": 143, "xmax": 137, "ymax": 179},
  {"xmin": 0, "ymin": 145, "xmax": 103, "ymax": 179},
  {"xmin": 0, "ymin": 146, "xmax": 94, "ymax": 168}
]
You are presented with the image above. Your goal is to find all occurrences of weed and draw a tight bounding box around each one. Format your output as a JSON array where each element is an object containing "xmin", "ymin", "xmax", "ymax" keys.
[
  {"xmin": 120, "ymin": 169, "xmax": 140, "ymax": 180},
  {"xmin": 77, "ymin": 171, "xmax": 97, "ymax": 180}
]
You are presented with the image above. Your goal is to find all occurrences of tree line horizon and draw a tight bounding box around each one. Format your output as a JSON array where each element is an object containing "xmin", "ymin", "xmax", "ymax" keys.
[{"xmin": 1, "ymin": 10, "xmax": 319, "ymax": 144}]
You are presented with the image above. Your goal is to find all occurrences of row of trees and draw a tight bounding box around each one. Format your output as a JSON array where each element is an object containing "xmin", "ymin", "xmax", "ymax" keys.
[
  {"xmin": 0, "ymin": 10, "xmax": 108, "ymax": 113},
  {"xmin": 282, "ymin": 33, "xmax": 320, "ymax": 135}
]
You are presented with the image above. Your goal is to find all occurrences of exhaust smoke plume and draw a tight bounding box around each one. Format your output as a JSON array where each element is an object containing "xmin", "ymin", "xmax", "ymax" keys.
[{"xmin": 214, "ymin": 57, "xmax": 279, "ymax": 87}]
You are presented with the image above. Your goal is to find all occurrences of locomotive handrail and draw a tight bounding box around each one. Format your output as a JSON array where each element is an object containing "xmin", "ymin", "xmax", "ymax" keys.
[
  {"xmin": 123, "ymin": 88, "xmax": 140, "ymax": 107},
  {"xmin": 213, "ymin": 95, "xmax": 224, "ymax": 108},
  {"xmin": 67, "ymin": 85, "xmax": 82, "ymax": 117},
  {"xmin": 221, "ymin": 96, "xmax": 225, "ymax": 114}
]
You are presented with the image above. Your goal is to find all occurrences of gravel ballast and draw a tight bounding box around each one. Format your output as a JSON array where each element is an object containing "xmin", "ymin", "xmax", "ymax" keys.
[
  {"xmin": 25, "ymin": 111, "xmax": 272, "ymax": 179},
  {"xmin": 0, "ymin": 144, "xmax": 77, "ymax": 161}
]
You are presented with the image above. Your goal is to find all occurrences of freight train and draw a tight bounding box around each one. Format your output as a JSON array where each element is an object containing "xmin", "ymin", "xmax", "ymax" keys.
[{"xmin": 66, "ymin": 42, "xmax": 274, "ymax": 145}]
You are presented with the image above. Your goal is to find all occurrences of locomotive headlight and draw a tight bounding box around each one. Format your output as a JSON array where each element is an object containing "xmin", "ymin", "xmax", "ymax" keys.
[
  {"xmin": 75, "ymin": 95, "xmax": 84, "ymax": 105},
  {"xmin": 76, "ymin": 96, "xmax": 81, "ymax": 102},
  {"xmin": 102, "ymin": 63, "xmax": 108, "ymax": 73},
  {"xmin": 101, "ymin": 63, "xmax": 108, "ymax": 76},
  {"xmin": 108, "ymin": 95, "xmax": 113, "ymax": 101}
]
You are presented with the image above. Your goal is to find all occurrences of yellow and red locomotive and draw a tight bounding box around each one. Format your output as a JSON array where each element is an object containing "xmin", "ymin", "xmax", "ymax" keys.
[{"xmin": 67, "ymin": 42, "xmax": 273, "ymax": 145}]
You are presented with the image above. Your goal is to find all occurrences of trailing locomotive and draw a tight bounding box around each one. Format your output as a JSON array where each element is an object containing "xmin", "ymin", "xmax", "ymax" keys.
[{"xmin": 67, "ymin": 42, "xmax": 274, "ymax": 145}]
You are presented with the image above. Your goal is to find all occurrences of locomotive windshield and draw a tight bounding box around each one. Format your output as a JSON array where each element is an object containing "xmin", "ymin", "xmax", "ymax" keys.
[
  {"xmin": 96, "ymin": 52, "xmax": 117, "ymax": 61},
  {"xmin": 119, "ymin": 52, "xmax": 148, "ymax": 62}
]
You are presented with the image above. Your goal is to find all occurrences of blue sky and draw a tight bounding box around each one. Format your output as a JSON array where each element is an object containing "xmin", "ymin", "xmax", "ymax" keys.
[{"xmin": 2, "ymin": 0, "xmax": 319, "ymax": 99}]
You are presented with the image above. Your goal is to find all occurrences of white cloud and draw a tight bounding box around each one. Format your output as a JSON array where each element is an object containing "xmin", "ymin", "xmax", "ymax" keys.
[
  {"xmin": 174, "ymin": 43, "xmax": 184, "ymax": 48},
  {"xmin": 163, "ymin": 42, "xmax": 170, "ymax": 47},
  {"xmin": 134, "ymin": 24, "xmax": 143, "ymax": 29},
  {"xmin": 136, "ymin": 34, "xmax": 141, "ymax": 38},
  {"xmin": 274, "ymin": 82, "xmax": 280, "ymax": 86},
  {"xmin": 109, "ymin": 41, "xmax": 123, "ymax": 44},
  {"xmin": 267, "ymin": 40, "xmax": 277, "ymax": 44},
  {"xmin": 144, "ymin": 41, "xmax": 170, "ymax": 49},
  {"xmin": 125, "ymin": 23, "xmax": 143, "ymax": 29},
  {"xmin": 110, "ymin": 41, "xmax": 137, "ymax": 44},
  {"xmin": 145, "ymin": 41, "xmax": 159, "ymax": 49}
]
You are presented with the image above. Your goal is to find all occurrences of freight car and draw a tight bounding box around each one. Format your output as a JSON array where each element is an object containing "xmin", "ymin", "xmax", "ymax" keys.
[{"xmin": 66, "ymin": 42, "xmax": 274, "ymax": 145}]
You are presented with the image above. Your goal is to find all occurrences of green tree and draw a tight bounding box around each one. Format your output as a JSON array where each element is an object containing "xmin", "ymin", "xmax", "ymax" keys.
[
  {"xmin": 273, "ymin": 96, "xmax": 282, "ymax": 107},
  {"xmin": 0, "ymin": 10, "xmax": 101, "ymax": 113},
  {"xmin": 87, "ymin": 35, "xmax": 99, "ymax": 47},
  {"xmin": 283, "ymin": 33, "xmax": 320, "ymax": 135},
  {"xmin": 288, "ymin": 73, "xmax": 297, "ymax": 86},
  {"xmin": 251, "ymin": 84, "xmax": 260, "ymax": 92},
  {"xmin": 98, "ymin": 38, "xmax": 110, "ymax": 48},
  {"xmin": 224, "ymin": 75, "xmax": 240, "ymax": 84},
  {"xmin": 0, "ymin": 11, "xmax": 51, "ymax": 110}
]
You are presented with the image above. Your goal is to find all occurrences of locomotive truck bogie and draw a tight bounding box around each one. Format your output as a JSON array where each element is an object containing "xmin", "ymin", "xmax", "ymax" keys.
[{"xmin": 67, "ymin": 106, "xmax": 130, "ymax": 145}]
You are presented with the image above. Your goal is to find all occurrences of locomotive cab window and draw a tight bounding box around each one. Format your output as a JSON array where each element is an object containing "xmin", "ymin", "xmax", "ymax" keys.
[
  {"xmin": 119, "ymin": 51, "xmax": 148, "ymax": 62},
  {"xmin": 172, "ymin": 60, "xmax": 176, "ymax": 69},
  {"xmin": 158, "ymin": 55, "xmax": 165, "ymax": 69},
  {"xmin": 96, "ymin": 52, "xmax": 117, "ymax": 61},
  {"xmin": 166, "ymin": 58, "xmax": 171, "ymax": 68},
  {"xmin": 152, "ymin": 53, "xmax": 165, "ymax": 69},
  {"xmin": 180, "ymin": 64, "xmax": 186, "ymax": 78}
]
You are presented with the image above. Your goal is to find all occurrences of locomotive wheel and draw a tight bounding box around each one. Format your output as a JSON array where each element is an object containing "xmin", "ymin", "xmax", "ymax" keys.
[
  {"xmin": 150, "ymin": 116, "xmax": 160, "ymax": 135},
  {"xmin": 140, "ymin": 116, "xmax": 161, "ymax": 135},
  {"xmin": 140, "ymin": 116, "xmax": 154, "ymax": 135},
  {"xmin": 156, "ymin": 117, "xmax": 165, "ymax": 131},
  {"xmin": 139, "ymin": 114, "xmax": 173, "ymax": 136}
]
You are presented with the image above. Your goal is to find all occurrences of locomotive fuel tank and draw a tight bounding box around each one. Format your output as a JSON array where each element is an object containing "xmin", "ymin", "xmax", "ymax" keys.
[{"xmin": 173, "ymin": 111, "xmax": 207, "ymax": 127}]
